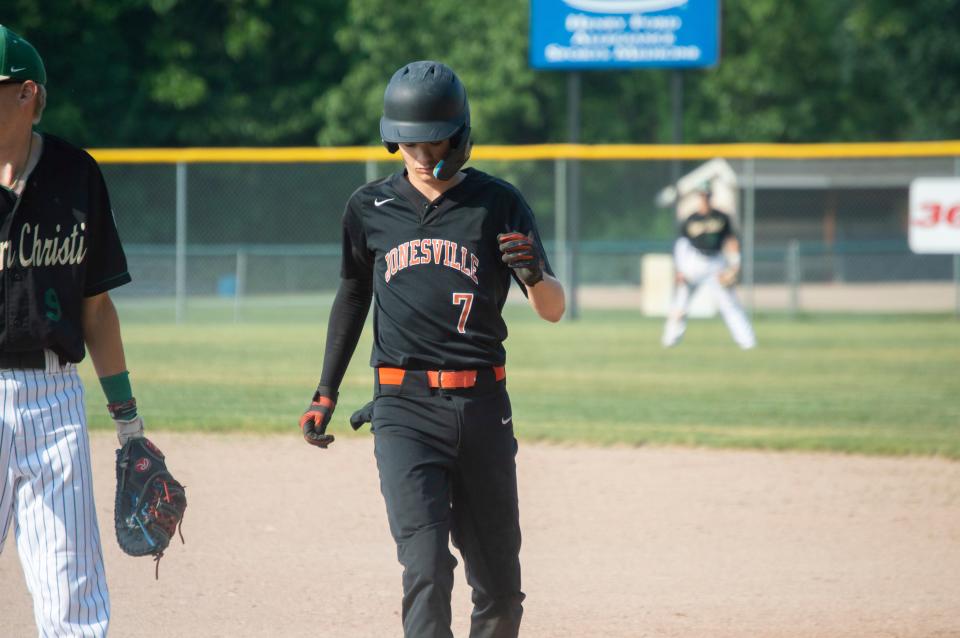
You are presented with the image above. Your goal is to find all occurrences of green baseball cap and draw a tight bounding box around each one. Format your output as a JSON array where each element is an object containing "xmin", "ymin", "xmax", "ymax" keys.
[{"xmin": 0, "ymin": 25, "xmax": 46, "ymax": 85}]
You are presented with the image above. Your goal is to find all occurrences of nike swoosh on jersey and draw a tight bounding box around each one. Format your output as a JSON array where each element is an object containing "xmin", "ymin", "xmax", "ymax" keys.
[
  {"xmin": 374, "ymin": 197, "xmax": 395, "ymax": 207},
  {"xmin": 501, "ymin": 416, "xmax": 512, "ymax": 425}
]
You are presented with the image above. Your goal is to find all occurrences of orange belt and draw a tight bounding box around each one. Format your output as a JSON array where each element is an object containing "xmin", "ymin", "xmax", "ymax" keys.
[{"xmin": 378, "ymin": 366, "xmax": 506, "ymax": 389}]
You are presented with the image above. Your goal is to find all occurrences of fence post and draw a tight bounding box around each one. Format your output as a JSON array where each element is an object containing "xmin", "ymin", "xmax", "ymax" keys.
[
  {"xmin": 566, "ymin": 73, "xmax": 581, "ymax": 320},
  {"xmin": 566, "ymin": 158, "xmax": 581, "ymax": 320},
  {"xmin": 554, "ymin": 159, "xmax": 570, "ymax": 317},
  {"xmin": 365, "ymin": 159, "xmax": 378, "ymax": 184},
  {"xmin": 743, "ymin": 157, "xmax": 756, "ymax": 313},
  {"xmin": 954, "ymin": 254, "xmax": 959, "ymax": 320},
  {"xmin": 234, "ymin": 248, "xmax": 247, "ymax": 323},
  {"xmin": 175, "ymin": 162, "xmax": 187, "ymax": 324},
  {"xmin": 786, "ymin": 239, "xmax": 801, "ymax": 317},
  {"xmin": 955, "ymin": 158, "xmax": 960, "ymax": 319}
]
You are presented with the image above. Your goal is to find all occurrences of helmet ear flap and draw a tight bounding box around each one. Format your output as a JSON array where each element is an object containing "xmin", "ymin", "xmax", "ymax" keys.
[
  {"xmin": 384, "ymin": 141, "xmax": 399, "ymax": 154},
  {"xmin": 432, "ymin": 125, "xmax": 472, "ymax": 181}
]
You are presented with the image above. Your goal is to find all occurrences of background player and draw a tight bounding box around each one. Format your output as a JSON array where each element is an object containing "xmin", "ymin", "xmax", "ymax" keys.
[
  {"xmin": 0, "ymin": 25, "xmax": 148, "ymax": 635},
  {"xmin": 662, "ymin": 182, "xmax": 757, "ymax": 349},
  {"xmin": 298, "ymin": 60, "xmax": 564, "ymax": 638}
]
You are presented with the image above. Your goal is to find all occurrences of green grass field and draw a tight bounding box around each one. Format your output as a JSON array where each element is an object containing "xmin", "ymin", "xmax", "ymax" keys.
[{"xmin": 81, "ymin": 296, "xmax": 960, "ymax": 458}]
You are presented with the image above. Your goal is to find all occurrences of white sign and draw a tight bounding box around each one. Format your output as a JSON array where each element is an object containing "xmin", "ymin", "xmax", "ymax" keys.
[{"xmin": 909, "ymin": 178, "xmax": 960, "ymax": 254}]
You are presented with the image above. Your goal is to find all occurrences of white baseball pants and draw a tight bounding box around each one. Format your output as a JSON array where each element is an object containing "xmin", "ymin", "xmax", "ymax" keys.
[
  {"xmin": 662, "ymin": 238, "xmax": 757, "ymax": 349},
  {"xmin": 0, "ymin": 353, "xmax": 110, "ymax": 637}
]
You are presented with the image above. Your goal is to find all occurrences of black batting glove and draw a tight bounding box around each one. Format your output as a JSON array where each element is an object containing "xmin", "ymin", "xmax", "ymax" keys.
[
  {"xmin": 299, "ymin": 387, "xmax": 338, "ymax": 449},
  {"xmin": 498, "ymin": 231, "xmax": 544, "ymax": 287}
]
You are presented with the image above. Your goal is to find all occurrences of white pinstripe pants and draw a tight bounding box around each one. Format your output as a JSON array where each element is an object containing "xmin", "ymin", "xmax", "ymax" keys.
[{"xmin": 0, "ymin": 352, "xmax": 110, "ymax": 637}]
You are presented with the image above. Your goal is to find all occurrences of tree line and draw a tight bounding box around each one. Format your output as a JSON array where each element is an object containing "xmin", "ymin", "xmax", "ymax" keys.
[{"xmin": 11, "ymin": 0, "xmax": 960, "ymax": 148}]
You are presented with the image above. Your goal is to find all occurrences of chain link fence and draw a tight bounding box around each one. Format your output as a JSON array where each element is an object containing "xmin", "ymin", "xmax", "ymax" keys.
[{"xmin": 95, "ymin": 146, "xmax": 960, "ymax": 320}]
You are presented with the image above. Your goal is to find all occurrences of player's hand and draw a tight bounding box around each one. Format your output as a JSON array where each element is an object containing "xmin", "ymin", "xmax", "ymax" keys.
[
  {"xmin": 720, "ymin": 250, "xmax": 742, "ymax": 287},
  {"xmin": 675, "ymin": 272, "xmax": 686, "ymax": 285},
  {"xmin": 114, "ymin": 415, "xmax": 145, "ymax": 446},
  {"xmin": 718, "ymin": 267, "xmax": 739, "ymax": 287},
  {"xmin": 108, "ymin": 398, "xmax": 145, "ymax": 445},
  {"xmin": 300, "ymin": 391, "xmax": 337, "ymax": 448},
  {"xmin": 498, "ymin": 231, "xmax": 544, "ymax": 287}
]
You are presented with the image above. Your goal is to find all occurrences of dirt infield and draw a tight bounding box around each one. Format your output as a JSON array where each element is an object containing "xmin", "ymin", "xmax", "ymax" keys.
[{"xmin": 2, "ymin": 433, "xmax": 959, "ymax": 638}]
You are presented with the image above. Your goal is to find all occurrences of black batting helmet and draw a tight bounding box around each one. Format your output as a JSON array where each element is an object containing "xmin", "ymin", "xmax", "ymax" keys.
[{"xmin": 380, "ymin": 60, "xmax": 472, "ymax": 180}]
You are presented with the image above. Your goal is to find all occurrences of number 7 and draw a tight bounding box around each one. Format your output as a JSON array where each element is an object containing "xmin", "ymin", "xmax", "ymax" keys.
[{"xmin": 452, "ymin": 292, "xmax": 474, "ymax": 334}]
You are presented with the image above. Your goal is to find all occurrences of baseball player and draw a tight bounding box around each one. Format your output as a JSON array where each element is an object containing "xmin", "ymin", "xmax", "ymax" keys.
[
  {"xmin": 299, "ymin": 60, "xmax": 565, "ymax": 638},
  {"xmin": 661, "ymin": 182, "xmax": 757, "ymax": 349},
  {"xmin": 0, "ymin": 25, "xmax": 147, "ymax": 636}
]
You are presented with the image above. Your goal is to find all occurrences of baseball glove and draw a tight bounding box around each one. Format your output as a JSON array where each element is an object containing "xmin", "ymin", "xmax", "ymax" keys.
[{"xmin": 114, "ymin": 437, "xmax": 187, "ymax": 577}]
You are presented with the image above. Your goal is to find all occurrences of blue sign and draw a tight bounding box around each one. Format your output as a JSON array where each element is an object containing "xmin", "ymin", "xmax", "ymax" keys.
[{"xmin": 530, "ymin": 0, "xmax": 720, "ymax": 69}]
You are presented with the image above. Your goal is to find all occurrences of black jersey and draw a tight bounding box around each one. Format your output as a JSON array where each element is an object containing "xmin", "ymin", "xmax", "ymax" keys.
[
  {"xmin": 680, "ymin": 208, "xmax": 734, "ymax": 255},
  {"xmin": 340, "ymin": 168, "xmax": 553, "ymax": 370},
  {"xmin": 0, "ymin": 134, "xmax": 131, "ymax": 362}
]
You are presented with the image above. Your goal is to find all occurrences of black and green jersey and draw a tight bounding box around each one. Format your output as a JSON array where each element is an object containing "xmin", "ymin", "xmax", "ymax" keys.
[
  {"xmin": 0, "ymin": 134, "xmax": 130, "ymax": 362},
  {"xmin": 680, "ymin": 208, "xmax": 734, "ymax": 255}
]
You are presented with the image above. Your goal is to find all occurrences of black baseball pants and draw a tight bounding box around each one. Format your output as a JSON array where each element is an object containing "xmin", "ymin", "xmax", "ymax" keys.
[{"xmin": 371, "ymin": 369, "xmax": 524, "ymax": 638}]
